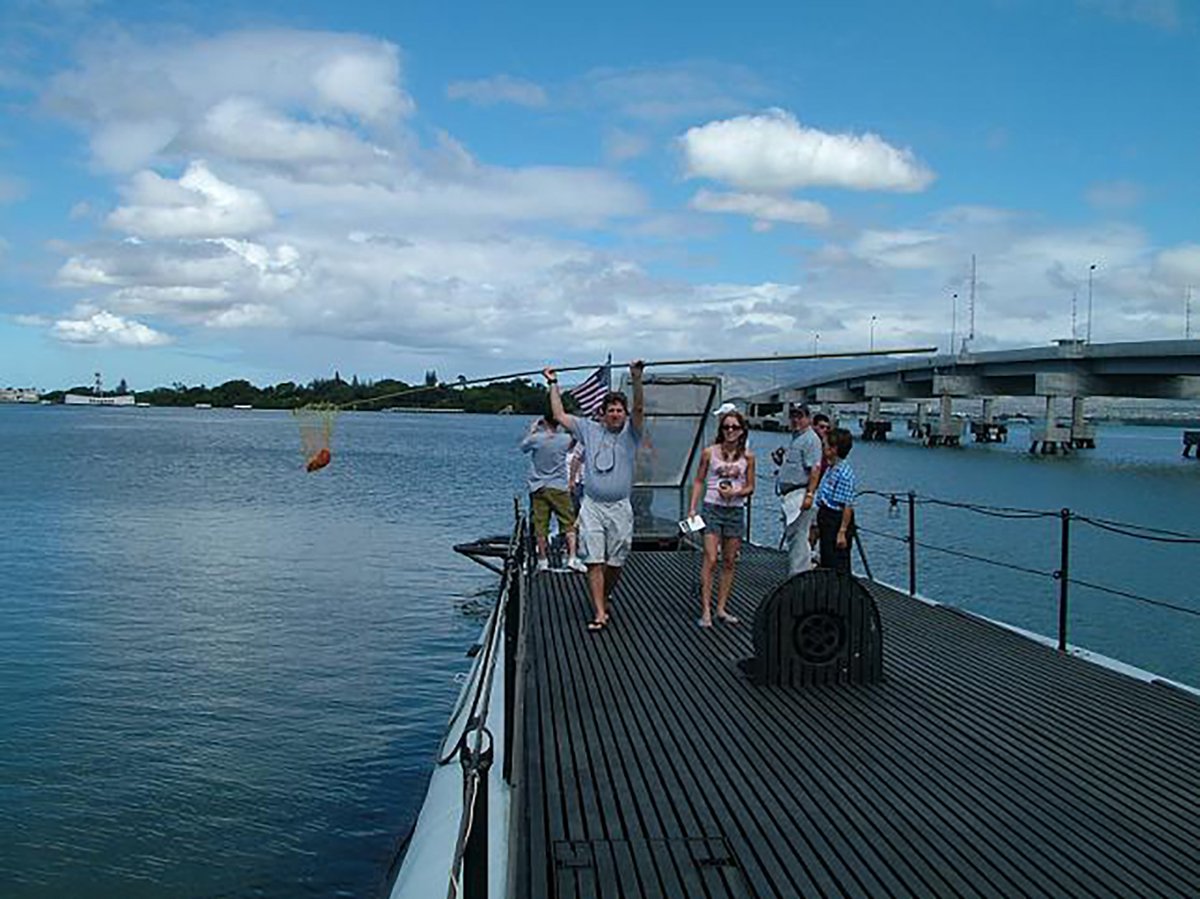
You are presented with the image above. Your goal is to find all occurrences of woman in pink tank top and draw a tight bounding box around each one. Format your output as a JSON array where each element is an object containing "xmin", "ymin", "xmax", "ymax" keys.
[{"xmin": 687, "ymin": 410, "xmax": 756, "ymax": 627}]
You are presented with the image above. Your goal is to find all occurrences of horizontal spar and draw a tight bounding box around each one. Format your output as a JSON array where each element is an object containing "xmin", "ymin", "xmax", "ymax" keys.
[{"xmin": 340, "ymin": 345, "xmax": 937, "ymax": 409}]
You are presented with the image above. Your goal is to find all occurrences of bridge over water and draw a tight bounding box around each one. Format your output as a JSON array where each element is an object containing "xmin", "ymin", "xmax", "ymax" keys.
[{"xmin": 746, "ymin": 339, "xmax": 1200, "ymax": 452}]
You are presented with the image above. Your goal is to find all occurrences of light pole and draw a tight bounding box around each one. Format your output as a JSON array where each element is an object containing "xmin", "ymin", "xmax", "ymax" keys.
[
  {"xmin": 869, "ymin": 315, "xmax": 877, "ymax": 353},
  {"xmin": 1086, "ymin": 263, "xmax": 1097, "ymax": 343},
  {"xmin": 951, "ymin": 293, "xmax": 958, "ymax": 355}
]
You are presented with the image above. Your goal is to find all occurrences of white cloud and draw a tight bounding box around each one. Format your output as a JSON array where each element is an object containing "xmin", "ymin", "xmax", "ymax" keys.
[
  {"xmin": 690, "ymin": 189, "xmax": 831, "ymax": 229},
  {"xmin": 1154, "ymin": 245, "xmax": 1200, "ymax": 285},
  {"xmin": 107, "ymin": 161, "xmax": 274, "ymax": 239},
  {"xmin": 45, "ymin": 29, "xmax": 413, "ymax": 172},
  {"xmin": 312, "ymin": 48, "xmax": 414, "ymax": 121},
  {"xmin": 194, "ymin": 97, "xmax": 381, "ymax": 166},
  {"xmin": 803, "ymin": 213, "xmax": 1200, "ymax": 348},
  {"xmin": 446, "ymin": 75, "xmax": 547, "ymax": 107},
  {"xmin": 851, "ymin": 229, "xmax": 952, "ymax": 270},
  {"xmin": 28, "ymin": 25, "xmax": 1194, "ymax": 373},
  {"xmin": 51, "ymin": 309, "xmax": 171, "ymax": 346},
  {"xmin": 680, "ymin": 109, "xmax": 935, "ymax": 193}
]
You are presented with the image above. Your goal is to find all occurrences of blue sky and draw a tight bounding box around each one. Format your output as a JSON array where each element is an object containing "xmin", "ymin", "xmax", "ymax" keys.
[{"xmin": 1, "ymin": 0, "xmax": 1197, "ymax": 391}]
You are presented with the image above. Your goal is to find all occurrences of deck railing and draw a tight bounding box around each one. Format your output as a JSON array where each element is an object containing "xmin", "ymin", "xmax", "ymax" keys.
[
  {"xmin": 855, "ymin": 491, "xmax": 1200, "ymax": 655},
  {"xmin": 441, "ymin": 504, "xmax": 526, "ymax": 899}
]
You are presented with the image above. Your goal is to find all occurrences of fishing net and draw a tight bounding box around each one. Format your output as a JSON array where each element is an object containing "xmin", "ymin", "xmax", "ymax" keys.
[{"xmin": 293, "ymin": 403, "xmax": 338, "ymax": 472}]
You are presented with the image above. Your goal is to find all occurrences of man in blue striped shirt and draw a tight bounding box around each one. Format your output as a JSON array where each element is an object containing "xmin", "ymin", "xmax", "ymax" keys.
[{"xmin": 815, "ymin": 427, "xmax": 856, "ymax": 574}]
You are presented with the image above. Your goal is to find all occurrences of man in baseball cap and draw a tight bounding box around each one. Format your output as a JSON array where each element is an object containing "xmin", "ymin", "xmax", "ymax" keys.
[{"xmin": 771, "ymin": 403, "xmax": 823, "ymax": 574}]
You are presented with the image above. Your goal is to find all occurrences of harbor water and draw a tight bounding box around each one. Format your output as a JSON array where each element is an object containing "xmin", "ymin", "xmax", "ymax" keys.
[{"xmin": 1, "ymin": 405, "xmax": 1197, "ymax": 898}]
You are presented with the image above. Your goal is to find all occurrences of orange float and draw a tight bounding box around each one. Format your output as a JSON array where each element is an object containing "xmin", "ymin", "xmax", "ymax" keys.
[{"xmin": 306, "ymin": 447, "xmax": 332, "ymax": 472}]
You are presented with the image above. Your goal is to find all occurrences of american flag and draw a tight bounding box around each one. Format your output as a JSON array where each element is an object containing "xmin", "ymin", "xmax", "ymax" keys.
[{"xmin": 568, "ymin": 365, "xmax": 611, "ymax": 418}]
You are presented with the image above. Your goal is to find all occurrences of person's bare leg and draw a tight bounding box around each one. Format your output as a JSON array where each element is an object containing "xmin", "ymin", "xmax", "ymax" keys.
[
  {"xmin": 603, "ymin": 564, "xmax": 623, "ymax": 603},
  {"xmin": 567, "ymin": 529, "xmax": 578, "ymax": 559},
  {"xmin": 587, "ymin": 564, "xmax": 607, "ymax": 624},
  {"xmin": 716, "ymin": 536, "xmax": 741, "ymax": 621},
  {"xmin": 536, "ymin": 533, "xmax": 548, "ymax": 561},
  {"xmin": 699, "ymin": 532, "xmax": 719, "ymax": 625}
]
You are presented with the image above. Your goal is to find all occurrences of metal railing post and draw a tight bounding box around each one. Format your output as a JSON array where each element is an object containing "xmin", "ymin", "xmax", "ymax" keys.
[
  {"xmin": 907, "ymin": 491, "xmax": 917, "ymax": 597},
  {"xmin": 502, "ymin": 552, "xmax": 520, "ymax": 784},
  {"xmin": 461, "ymin": 737, "xmax": 494, "ymax": 899},
  {"xmin": 1057, "ymin": 508, "xmax": 1071, "ymax": 651}
]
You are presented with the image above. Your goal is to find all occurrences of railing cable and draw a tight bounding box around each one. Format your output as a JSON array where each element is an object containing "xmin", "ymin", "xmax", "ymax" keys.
[
  {"xmin": 1065, "ymin": 578, "xmax": 1200, "ymax": 618},
  {"xmin": 855, "ymin": 525, "xmax": 1055, "ymax": 580}
]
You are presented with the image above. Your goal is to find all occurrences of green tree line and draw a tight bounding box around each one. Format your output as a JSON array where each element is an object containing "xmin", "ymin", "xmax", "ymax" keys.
[{"xmin": 41, "ymin": 374, "xmax": 575, "ymax": 414}]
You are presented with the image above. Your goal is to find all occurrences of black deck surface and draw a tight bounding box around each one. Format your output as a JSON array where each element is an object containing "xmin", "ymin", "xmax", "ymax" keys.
[{"xmin": 513, "ymin": 546, "xmax": 1200, "ymax": 898}]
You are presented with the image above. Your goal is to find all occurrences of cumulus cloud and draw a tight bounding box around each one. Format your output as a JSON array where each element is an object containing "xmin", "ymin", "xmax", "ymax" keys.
[
  {"xmin": 690, "ymin": 189, "xmax": 831, "ymax": 230},
  {"xmin": 25, "ymin": 25, "xmax": 1193, "ymax": 373},
  {"xmin": 850, "ymin": 229, "xmax": 953, "ymax": 270},
  {"xmin": 51, "ymin": 308, "xmax": 171, "ymax": 346},
  {"xmin": 802, "ymin": 211, "xmax": 1200, "ymax": 348},
  {"xmin": 446, "ymin": 75, "xmax": 547, "ymax": 107},
  {"xmin": 107, "ymin": 161, "xmax": 274, "ymax": 239},
  {"xmin": 44, "ymin": 29, "xmax": 413, "ymax": 172},
  {"xmin": 680, "ymin": 109, "xmax": 935, "ymax": 193},
  {"xmin": 1154, "ymin": 245, "xmax": 1200, "ymax": 284}
]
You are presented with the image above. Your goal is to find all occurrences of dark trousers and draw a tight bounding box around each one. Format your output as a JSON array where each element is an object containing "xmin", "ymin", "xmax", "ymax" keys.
[{"xmin": 817, "ymin": 505, "xmax": 852, "ymax": 574}]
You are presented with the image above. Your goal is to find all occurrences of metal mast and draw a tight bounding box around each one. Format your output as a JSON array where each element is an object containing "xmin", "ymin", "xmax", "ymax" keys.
[
  {"xmin": 1187, "ymin": 285, "xmax": 1193, "ymax": 340},
  {"xmin": 967, "ymin": 253, "xmax": 976, "ymax": 344}
]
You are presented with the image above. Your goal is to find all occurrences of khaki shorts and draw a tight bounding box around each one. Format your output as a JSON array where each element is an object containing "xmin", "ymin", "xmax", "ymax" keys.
[
  {"xmin": 531, "ymin": 488, "xmax": 576, "ymax": 537},
  {"xmin": 577, "ymin": 496, "xmax": 634, "ymax": 567}
]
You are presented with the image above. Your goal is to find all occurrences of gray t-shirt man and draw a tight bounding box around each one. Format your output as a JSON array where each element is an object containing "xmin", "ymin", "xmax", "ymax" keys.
[
  {"xmin": 520, "ymin": 427, "xmax": 573, "ymax": 494},
  {"xmin": 776, "ymin": 427, "xmax": 823, "ymax": 495},
  {"xmin": 568, "ymin": 417, "xmax": 641, "ymax": 503}
]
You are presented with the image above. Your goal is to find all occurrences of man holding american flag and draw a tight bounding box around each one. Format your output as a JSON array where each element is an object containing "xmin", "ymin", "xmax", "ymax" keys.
[{"xmin": 545, "ymin": 360, "xmax": 646, "ymax": 632}]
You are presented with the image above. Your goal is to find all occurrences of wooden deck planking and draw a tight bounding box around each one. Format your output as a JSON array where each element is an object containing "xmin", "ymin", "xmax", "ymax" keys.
[{"xmin": 514, "ymin": 547, "xmax": 1200, "ymax": 898}]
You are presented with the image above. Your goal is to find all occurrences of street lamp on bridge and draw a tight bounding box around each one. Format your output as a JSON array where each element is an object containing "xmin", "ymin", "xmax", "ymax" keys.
[{"xmin": 1086, "ymin": 263, "xmax": 1098, "ymax": 343}]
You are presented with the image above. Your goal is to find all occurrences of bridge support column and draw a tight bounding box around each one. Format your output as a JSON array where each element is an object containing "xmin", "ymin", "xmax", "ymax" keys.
[
  {"xmin": 861, "ymin": 395, "xmax": 891, "ymax": 441},
  {"xmin": 1030, "ymin": 396, "xmax": 1073, "ymax": 454},
  {"xmin": 1069, "ymin": 396, "xmax": 1096, "ymax": 449},
  {"xmin": 907, "ymin": 401, "xmax": 929, "ymax": 441},
  {"xmin": 1185, "ymin": 431, "xmax": 1200, "ymax": 458},
  {"xmin": 922, "ymin": 395, "xmax": 963, "ymax": 447},
  {"xmin": 970, "ymin": 397, "xmax": 1008, "ymax": 443}
]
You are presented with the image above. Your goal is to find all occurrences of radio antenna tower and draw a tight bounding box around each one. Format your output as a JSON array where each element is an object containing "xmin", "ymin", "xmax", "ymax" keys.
[
  {"xmin": 1187, "ymin": 285, "xmax": 1194, "ymax": 340},
  {"xmin": 959, "ymin": 254, "xmax": 977, "ymax": 355}
]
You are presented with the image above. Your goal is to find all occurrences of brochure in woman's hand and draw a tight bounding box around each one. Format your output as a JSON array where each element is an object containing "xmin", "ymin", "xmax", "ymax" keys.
[{"xmin": 679, "ymin": 514, "xmax": 706, "ymax": 534}]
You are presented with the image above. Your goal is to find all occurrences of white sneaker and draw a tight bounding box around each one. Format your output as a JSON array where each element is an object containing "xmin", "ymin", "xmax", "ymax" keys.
[
  {"xmin": 536, "ymin": 558, "xmax": 549, "ymax": 572},
  {"xmin": 567, "ymin": 557, "xmax": 587, "ymax": 573}
]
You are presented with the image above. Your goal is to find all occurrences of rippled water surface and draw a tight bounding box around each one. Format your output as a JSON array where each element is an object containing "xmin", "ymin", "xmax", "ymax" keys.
[{"xmin": 1, "ymin": 406, "xmax": 1197, "ymax": 897}]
